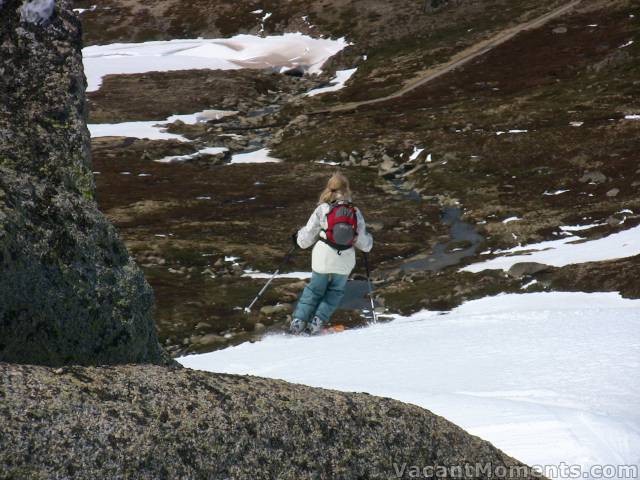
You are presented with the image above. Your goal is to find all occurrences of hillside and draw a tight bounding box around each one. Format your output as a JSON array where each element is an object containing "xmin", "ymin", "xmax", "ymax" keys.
[{"xmin": 75, "ymin": 0, "xmax": 640, "ymax": 354}]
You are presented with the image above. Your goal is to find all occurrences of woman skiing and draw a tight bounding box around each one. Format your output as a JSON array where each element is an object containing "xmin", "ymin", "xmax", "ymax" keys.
[{"xmin": 290, "ymin": 172, "xmax": 373, "ymax": 334}]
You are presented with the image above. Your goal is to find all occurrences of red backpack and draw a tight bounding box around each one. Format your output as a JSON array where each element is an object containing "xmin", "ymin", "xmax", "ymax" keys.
[{"xmin": 322, "ymin": 202, "xmax": 358, "ymax": 251}]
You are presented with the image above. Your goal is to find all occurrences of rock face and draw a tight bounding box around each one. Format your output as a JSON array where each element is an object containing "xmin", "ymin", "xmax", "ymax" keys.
[
  {"xmin": 0, "ymin": 0, "xmax": 168, "ymax": 366},
  {"xmin": 0, "ymin": 0, "xmax": 92, "ymax": 195},
  {"xmin": 0, "ymin": 363, "xmax": 542, "ymax": 480}
]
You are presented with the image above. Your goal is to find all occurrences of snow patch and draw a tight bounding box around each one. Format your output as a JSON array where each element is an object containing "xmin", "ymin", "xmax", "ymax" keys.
[
  {"xmin": 179, "ymin": 291, "xmax": 640, "ymax": 473},
  {"xmin": 88, "ymin": 109, "xmax": 234, "ymax": 142},
  {"xmin": 73, "ymin": 4, "xmax": 96, "ymax": 14},
  {"xmin": 167, "ymin": 109, "xmax": 237, "ymax": 124},
  {"xmin": 229, "ymin": 148, "xmax": 281, "ymax": 164},
  {"xmin": 625, "ymin": 114, "xmax": 640, "ymax": 120},
  {"xmin": 243, "ymin": 270, "xmax": 311, "ymax": 280},
  {"xmin": 559, "ymin": 223, "xmax": 605, "ymax": 232},
  {"xmin": 496, "ymin": 129, "xmax": 528, "ymax": 136},
  {"xmin": 306, "ymin": 68, "xmax": 357, "ymax": 97},
  {"xmin": 315, "ymin": 160, "xmax": 341, "ymax": 166},
  {"xmin": 462, "ymin": 223, "xmax": 640, "ymax": 272},
  {"xmin": 502, "ymin": 216, "xmax": 520, "ymax": 224},
  {"xmin": 409, "ymin": 147, "xmax": 425, "ymax": 161},
  {"xmin": 543, "ymin": 189, "xmax": 570, "ymax": 196},
  {"xmin": 155, "ymin": 147, "xmax": 228, "ymax": 164},
  {"xmin": 83, "ymin": 34, "xmax": 349, "ymax": 92},
  {"xmin": 20, "ymin": 0, "xmax": 55, "ymax": 24},
  {"xmin": 88, "ymin": 121, "xmax": 188, "ymax": 142}
]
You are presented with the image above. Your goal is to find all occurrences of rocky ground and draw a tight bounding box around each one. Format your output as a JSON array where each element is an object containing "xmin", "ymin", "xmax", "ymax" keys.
[
  {"xmin": 0, "ymin": 362, "xmax": 543, "ymax": 480},
  {"xmin": 77, "ymin": 0, "xmax": 640, "ymax": 356}
]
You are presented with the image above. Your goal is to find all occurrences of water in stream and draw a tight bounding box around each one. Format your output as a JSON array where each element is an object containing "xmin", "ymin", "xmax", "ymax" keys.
[{"xmin": 338, "ymin": 207, "xmax": 483, "ymax": 314}]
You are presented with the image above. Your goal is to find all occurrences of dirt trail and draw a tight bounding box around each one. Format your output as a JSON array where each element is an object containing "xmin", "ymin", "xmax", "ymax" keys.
[{"xmin": 311, "ymin": 0, "xmax": 582, "ymax": 114}]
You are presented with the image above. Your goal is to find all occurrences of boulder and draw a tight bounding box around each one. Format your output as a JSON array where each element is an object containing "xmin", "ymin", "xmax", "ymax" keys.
[
  {"xmin": 0, "ymin": 0, "xmax": 169, "ymax": 366},
  {"xmin": 260, "ymin": 303, "xmax": 293, "ymax": 316},
  {"xmin": 507, "ymin": 262, "xmax": 552, "ymax": 279},
  {"xmin": 0, "ymin": 363, "xmax": 544, "ymax": 480},
  {"xmin": 579, "ymin": 171, "xmax": 607, "ymax": 184}
]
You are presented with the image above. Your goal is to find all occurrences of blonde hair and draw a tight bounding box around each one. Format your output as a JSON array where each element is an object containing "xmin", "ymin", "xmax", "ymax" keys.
[{"xmin": 319, "ymin": 172, "xmax": 352, "ymax": 204}]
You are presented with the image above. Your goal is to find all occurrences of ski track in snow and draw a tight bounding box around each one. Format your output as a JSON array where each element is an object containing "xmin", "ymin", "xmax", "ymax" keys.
[
  {"xmin": 180, "ymin": 292, "xmax": 640, "ymax": 478},
  {"xmin": 462, "ymin": 224, "xmax": 640, "ymax": 273},
  {"xmin": 82, "ymin": 33, "xmax": 349, "ymax": 92}
]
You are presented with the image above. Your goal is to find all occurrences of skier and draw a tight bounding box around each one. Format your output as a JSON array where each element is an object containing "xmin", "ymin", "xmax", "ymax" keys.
[{"xmin": 290, "ymin": 172, "xmax": 373, "ymax": 334}]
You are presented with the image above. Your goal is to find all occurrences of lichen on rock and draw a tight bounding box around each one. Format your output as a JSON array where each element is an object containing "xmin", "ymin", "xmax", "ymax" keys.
[
  {"xmin": 0, "ymin": 363, "xmax": 544, "ymax": 480},
  {"xmin": 0, "ymin": 0, "xmax": 170, "ymax": 366}
]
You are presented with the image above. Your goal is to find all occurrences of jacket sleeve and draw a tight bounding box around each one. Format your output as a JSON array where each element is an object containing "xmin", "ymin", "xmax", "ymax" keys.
[
  {"xmin": 354, "ymin": 208, "xmax": 373, "ymax": 253},
  {"xmin": 296, "ymin": 205, "xmax": 324, "ymax": 249}
]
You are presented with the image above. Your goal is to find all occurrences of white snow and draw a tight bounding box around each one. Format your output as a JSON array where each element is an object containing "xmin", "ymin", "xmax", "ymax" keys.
[
  {"xmin": 619, "ymin": 40, "xmax": 634, "ymax": 49},
  {"xmin": 229, "ymin": 148, "xmax": 281, "ymax": 164},
  {"xmin": 73, "ymin": 4, "xmax": 96, "ymax": 14},
  {"xmin": 83, "ymin": 34, "xmax": 349, "ymax": 92},
  {"xmin": 496, "ymin": 129, "xmax": 528, "ymax": 136},
  {"xmin": 155, "ymin": 146, "xmax": 228, "ymax": 164},
  {"xmin": 569, "ymin": 121, "xmax": 584, "ymax": 127},
  {"xmin": 306, "ymin": 68, "xmax": 358, "ymax": 97},
  {"xmin": 179, "ymin": 291, "xmax": 640, "ymax": 477},
  {"xmin": 502, "ymin": 216, "xmax": 520, "ymax": 224},
  {"xmin": 559, "ymin": 222, "xmax": 605, "ymax": 232},
  {"xmin": 88, "ymin": 109, "xmax": 234, "ymax": 142},
  {"xmin": 88, "ymin": 121, "xmax": 188, "ymax": 142},
  {"xmin": 462, "ymin": 223, "xmax": 640, "ymax": 273},
  {"xmin": 315, "ymin": 160, "xmax": 340, "ymax": 166},
  {"xmin": 166, "ymin": 109, "xmax": 238, "ymax": 124},
  {"xmin": 625, "ymin": 114, "xmax": 640, "ymax": 120},
  {"xmin": 543, "ymin": 189, "xmax": 570, "ymax": 196},
  {"xmin": 20, "ymin": 0, "xmax": 55, "ymax": 24},
  {"xmin": 242, "ymin": 270, "xmax": 312, "ymax": 280},
  {"xmin": 409, "ymin": 147, "xmax": 425, "ymax": 161}
]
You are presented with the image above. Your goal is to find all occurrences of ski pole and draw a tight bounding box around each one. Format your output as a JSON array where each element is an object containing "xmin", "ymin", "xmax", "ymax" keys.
[
  {"xmin": 245, "ymin": 244, "xmax": 297, "ymax": 313},
  {"xmin": 363, "ymin": 252, "xmax": 378, "ymax": 323}
]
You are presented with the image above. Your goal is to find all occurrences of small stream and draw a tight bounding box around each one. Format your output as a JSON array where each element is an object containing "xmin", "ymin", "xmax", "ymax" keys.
[
  {"xmin": 400, "ymin": 207, "xmax": 483, "ymax": 272},
  {"xmin": 338, "ymin": 207, "xmax": 483, "ymax": 314}
]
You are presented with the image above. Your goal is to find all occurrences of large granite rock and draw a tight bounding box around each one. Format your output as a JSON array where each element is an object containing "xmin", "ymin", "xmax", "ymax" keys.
[
  {"xmin": 0, "ymin": 0, "xmax": 169, "ymax": 366},
  {"xmin": 0, "ymin": 363, "xmax": 543, "ymax": 480}
]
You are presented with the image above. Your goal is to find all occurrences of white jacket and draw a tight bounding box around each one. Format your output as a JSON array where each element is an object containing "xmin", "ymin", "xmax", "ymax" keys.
[{"xmin": 296, "ymin": 202, "xmax": 373, "ymax": 275}]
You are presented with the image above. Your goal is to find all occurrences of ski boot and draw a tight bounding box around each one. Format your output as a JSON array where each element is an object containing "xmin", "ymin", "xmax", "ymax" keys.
[
  {"xmin": 308, "ymin": 316, "xmax": 324, "ymax": 335},
  {"xmin": 289, "ymin": 318, "xmax": 308, "ymax": 335}
]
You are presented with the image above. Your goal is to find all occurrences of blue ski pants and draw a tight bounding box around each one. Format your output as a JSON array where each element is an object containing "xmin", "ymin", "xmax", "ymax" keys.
[{"xmin": 293, "ymin": 272, "xmax": 348, "ymax": 324}]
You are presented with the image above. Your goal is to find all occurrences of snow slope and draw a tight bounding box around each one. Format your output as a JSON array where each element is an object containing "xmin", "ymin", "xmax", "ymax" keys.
[
  {"xmin": 83, "ymin": 33, "xmax": 349, "ymax": 91},
  {"xmin": 180, "ymin": 292, "xmax": 640, "ymax": 478}
]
